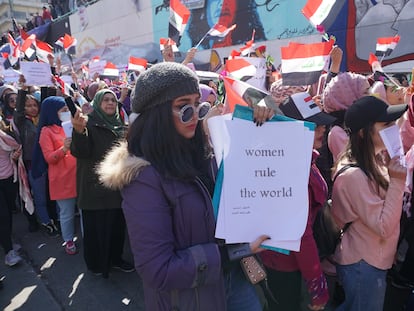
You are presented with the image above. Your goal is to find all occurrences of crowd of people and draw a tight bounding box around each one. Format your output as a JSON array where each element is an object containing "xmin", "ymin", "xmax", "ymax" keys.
[{"xmin": 0, "ymin": 38, "xmax": 414, "ymax": 311}]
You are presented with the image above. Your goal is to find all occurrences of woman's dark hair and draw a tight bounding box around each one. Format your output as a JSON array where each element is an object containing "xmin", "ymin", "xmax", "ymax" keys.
[
  {"xmin": 127, "ymin": 101, "xmax": 212, "ymax": 181},
  {"xmin": 26, "ymin": 94, "xmax": 40, "ymax": 107},
  {"xmin": 337, "ymin": 123, "xmax": 388, "ymax": 192}
]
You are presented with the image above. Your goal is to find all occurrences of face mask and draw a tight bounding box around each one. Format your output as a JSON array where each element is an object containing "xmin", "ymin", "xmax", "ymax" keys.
[{"xmin": 59, "ymin": 111, "xmax": 71, "ymax": 122}]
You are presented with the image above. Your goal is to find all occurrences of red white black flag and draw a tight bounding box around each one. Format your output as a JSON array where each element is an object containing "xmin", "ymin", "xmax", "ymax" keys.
[
  {"xmin": 302, "ymin": 0, "xmax": 346, "ymax": 33},
  {"xmin": 281, "ymin": 39, "xmax": 334, "ymax": 86},
  {"xmin": 375, "ymin": 35, "xmax": 400, "ymax": 57},
  {"xmin": 168, "ymin": 0, "xmax": 190, "ymax": 47}
]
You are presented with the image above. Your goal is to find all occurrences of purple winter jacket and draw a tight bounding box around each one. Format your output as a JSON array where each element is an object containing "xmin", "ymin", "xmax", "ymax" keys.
[{"xmin": 97, "ymin": 142, "xmax": 226, "ymax": 311}]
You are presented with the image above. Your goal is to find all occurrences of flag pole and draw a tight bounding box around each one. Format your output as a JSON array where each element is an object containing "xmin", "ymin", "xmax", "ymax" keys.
[{"xmin": 194, "ymin": 30, "xmax": 210, "ymax": 49}]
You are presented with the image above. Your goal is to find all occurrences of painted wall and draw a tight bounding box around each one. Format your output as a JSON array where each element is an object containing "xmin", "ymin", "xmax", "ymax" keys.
[{"xmin": 68, "ymin": 0, "xmax": 414, "ymax": 72}]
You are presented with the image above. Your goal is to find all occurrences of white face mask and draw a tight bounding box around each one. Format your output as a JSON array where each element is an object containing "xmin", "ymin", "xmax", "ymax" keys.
[{"xmin": 59, "ymin": 111, "xmax": 71, "ymax": 122}]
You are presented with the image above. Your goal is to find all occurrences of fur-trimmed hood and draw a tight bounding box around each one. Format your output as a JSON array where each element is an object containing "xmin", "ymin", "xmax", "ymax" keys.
[{"xmin": 96, "ymin": 141, "xmax": 150, "ymax": 190}]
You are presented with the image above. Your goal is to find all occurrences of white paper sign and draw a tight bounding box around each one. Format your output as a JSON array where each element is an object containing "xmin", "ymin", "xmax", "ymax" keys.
[
  {"xmin": 207, "ymin": 113, "xmax": 232, "ymax": 167},
  {"xmin": 379, "ymin": 124, "xmax": 405, "ymax": 165},
  {"xmin": 20, "ymin": 62, "xmax": 53, "ymax": 86},
  {"xmin": 89, "ymin": 60, "xmax": 106, "ymax": 77},
  {"xmin": 61, "ymin": 121, "xmax": 73, "ymax": 138},
  {"xmin": 3, "ymin": 69, "xmax": 21, "ymax": 83},
  {"xmin": 235, "ymin": 57, "xmax": 267, "ymax": 91},
  {"xmin": 60, "ymin": 75, "xmax": 74, "ymax": 85},
  {"xmin": 215, "ymin": 119, "xmax": 313, "ymax": 251}
]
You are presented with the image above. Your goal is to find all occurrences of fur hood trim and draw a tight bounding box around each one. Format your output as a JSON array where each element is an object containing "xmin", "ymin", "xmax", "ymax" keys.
[{"xmin": 96, "ymin": 141, "xmax": 150, "ymax": 190}]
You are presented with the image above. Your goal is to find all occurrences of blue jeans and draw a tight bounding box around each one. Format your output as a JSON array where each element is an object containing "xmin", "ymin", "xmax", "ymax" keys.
[
  {"xmin": 224, "ymin": 264, "xmax": 262, "ymax": 311},
  {"xmin": 28, "ymin": 172, "xmax": 51, "ymax": 224},
  {"xmin": 56, "ymin": 198, "xmax": 76, "ymax": 242},
  {"xmin": 336, "ymin": 260, "xmax": 387, "ymax": 311}
]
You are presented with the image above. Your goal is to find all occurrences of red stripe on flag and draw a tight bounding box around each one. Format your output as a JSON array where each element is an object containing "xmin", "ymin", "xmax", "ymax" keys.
[
  {"xmin": 377, "ymin": 35, "xmax": 400, "ymax": 45},
  {"xmin": 223, "ymin": 76, "xmax": 249, "ymax": 113},
  {"xmin": 368, "ymin": 53, "xmax": 378, "ymax": 67},
  {"xmin": 281, "ymin": 40, "xmax": 334, "ymax": 60},
  {"xmin": 304, "ymin": 95, "xmax": 313, "ymax": 102},
  {"xmin": 302, "ymin": 0, "xmax": 324, "ymax": 19},
  {"xmin": 171, "ymin": 0, "xmax": 190, "ymax": 24}
]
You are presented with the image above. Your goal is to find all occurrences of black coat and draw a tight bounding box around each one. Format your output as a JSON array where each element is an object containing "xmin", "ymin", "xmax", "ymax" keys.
[{"xmin": 70, "ymin": 111, "xmax": 126, "ymax": 210}]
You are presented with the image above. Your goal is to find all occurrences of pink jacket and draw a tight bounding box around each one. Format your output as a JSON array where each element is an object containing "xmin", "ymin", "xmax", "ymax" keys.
[
  {"xmin": 39, "ymin": 125, "xmax": 76, "ymax": 200},
  {"xmin": 332, "ymin": 165, "xmax": 404, "ymax": 270},
  {"xmin": 327, "ymin": 125, "xmax": 348, "ymax": 162}
]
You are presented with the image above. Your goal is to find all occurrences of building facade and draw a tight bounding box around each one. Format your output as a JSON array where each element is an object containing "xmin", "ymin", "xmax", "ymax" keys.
[{"xmin": 0, "ymin": 0, "xmax": 47, "ymax": 34}]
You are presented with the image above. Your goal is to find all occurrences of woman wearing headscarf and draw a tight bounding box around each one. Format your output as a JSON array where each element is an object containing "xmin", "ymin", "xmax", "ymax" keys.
[
  {"xmin": 70, "ymin": 89, "xmax": 133, "ymax": 278},
  {"xmin": 36, "ymin": 96, "xmax": 77, "ymax": 255}
]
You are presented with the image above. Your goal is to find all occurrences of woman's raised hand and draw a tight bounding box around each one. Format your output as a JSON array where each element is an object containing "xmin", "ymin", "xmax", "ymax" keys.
[
  {"xmin": 72, "ymin": 109, "xmax": 88, "ymax": 134},
  {"xmin": 387, "ymin": 156, "xmax": 407, "ymax": 181}
]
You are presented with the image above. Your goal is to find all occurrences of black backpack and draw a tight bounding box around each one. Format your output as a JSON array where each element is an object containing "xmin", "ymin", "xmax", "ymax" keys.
[{"xmin": 313, "ymin": 164, "xmax": 357, "ymax": 260}]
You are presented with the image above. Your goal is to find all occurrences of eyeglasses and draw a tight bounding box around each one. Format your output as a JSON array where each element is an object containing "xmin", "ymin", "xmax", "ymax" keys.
[{"xmin": 174, "ymin": 102, "xmax": 211, "ymax": 124}]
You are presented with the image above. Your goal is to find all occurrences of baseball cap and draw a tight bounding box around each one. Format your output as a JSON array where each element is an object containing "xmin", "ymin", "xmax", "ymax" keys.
[
  {"xmin": 345, "ymin": 96, "xmax": 407, "ymax": 133},
  {"xmin": 279, "ymin": 92, "xmax": 336, "ymax": 125}
]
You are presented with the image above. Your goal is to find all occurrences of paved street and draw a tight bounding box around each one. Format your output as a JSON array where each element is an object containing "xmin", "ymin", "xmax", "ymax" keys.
[
  {"xmin": 1, "ymin": 211, "xmax": 412, "ymax": 311},
  {"xmin": 0, "ymin": 212, "xmax": 145, "ymax": 311}
]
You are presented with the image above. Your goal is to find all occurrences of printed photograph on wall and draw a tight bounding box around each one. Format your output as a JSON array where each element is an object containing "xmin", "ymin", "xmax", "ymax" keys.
[{"xmin": 152, "ymin": 0, "xmax": 315, "ymax": 51}]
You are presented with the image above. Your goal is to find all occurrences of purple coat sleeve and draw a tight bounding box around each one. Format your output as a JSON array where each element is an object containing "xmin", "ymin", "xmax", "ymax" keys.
[{"xmin": 121, "ymin": 167, "xmax": 222, "ymax": 291}]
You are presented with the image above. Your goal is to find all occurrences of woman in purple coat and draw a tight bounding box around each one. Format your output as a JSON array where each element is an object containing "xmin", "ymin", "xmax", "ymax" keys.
[{"xmin": 98, "ymin": 62, "xmax": 271, "ymax": 310}]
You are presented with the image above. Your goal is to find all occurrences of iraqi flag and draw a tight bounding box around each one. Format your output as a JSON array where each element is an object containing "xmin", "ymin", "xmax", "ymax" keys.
[
  {"xmin": 225, "ymin": 58, "xmax": 256, "ymax": 82},
  {"xmin": 207, "ymin": 24, "xmax": 237, "ymax": 39},
  {"xmin": 281, "ymin": 39, "xmax": 334, "ymax": 86},
  {"xmin": 128, "ymin": 56, "xmax": 147, "ymax": 72},
  {"xmin": 160, "ymin": 38, "xmax": 179, "ymax": 52},
  {"xmin": 35, "ymin": 40, "xmax": 53, "ymax": 63},
  {"xmin": 301, "ymin": 0, "xmax": 346, "ymax": 32},
  {"xmin": 4, "ymin": 34, "xmax": 20, "ymax": 69},
  {"xmin": 21, "ymin": 34, "xmax": 37, "ymax": 60},
  {"xmin": 375, "ymin": 35, "xmax": 400, "ymax": 57},
  {"xmin": 222, "ymin": 76, "xmax": 279, "ymax": 113},
  {"xmin": 103, "ymin": 62, "xmax": 119, "ymax": 77},
  {"xmin": 55, "ymin": 34, "xmax": 77, "ymax": 54},
  {"xmin": 168, "ymin": 0, "xmax": 190, "ymax": 46}
]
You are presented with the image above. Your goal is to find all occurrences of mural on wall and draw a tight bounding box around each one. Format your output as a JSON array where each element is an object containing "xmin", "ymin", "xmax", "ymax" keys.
[
  {"xmin": 152, "ymin": 0, "xmax": 315, "ymax": 51},
  {"xmin": 344, "ymin": 0, "xmax": 414, "ymax": 72},
  {"xmin": 152, "ymin": 0, "xmax": 414, "ymax": 72}
]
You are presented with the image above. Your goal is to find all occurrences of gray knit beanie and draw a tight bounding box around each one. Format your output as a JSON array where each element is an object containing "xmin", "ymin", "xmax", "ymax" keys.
[{"xmin": 132, "ymin": 62, "xmax": 200, "ymax": 113}]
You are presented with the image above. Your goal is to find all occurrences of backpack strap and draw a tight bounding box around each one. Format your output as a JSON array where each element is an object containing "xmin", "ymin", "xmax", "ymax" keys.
[{"xmin": 332, "ymin": 163, "xmax": 359, "ymax": 184}]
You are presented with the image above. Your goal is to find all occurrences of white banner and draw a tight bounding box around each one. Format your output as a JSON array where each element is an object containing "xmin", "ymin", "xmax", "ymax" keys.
[{"xmin": 213, "ymin": 118, "xmax": 314, "ymax": 251}]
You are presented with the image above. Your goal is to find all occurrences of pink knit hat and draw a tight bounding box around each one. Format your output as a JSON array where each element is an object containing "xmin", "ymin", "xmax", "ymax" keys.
[
  {"xmin": 323, "ymin": 72, "xmax": 369, "ymax": 113},
  {"xmin": 270, "ymin": 79, "xmax": 307, "ymax": 105}
]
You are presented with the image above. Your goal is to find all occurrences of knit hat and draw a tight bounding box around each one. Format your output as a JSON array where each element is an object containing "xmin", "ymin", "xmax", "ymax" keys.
[
  {"xmin": 0, "ymin": 85, "xmax": 17, "ymax": 100},
  {"xmin": 323, "ymin": 72, "xmax": 369, "ymax": 113},
  {"xmin": 199, "ymin": 84, "xmax": 217, "ymax": 103},
  {"xmin": 132, "ymin": 62, "xmax": 200, "ymax": 113},
  {"xmin": 269, "ymin": 79, "xmax": 307, "ymax": 105},
  {"xmin": 345, "ymin": 96, "xmax": 407, "ymax": 133}
]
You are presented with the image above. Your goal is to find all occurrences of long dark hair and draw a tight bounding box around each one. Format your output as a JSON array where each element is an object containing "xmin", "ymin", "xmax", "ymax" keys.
[
  {"xmin": 127, "ymin": 101, "xmax": 212, "ymax": 181},
  {"xmin": 336, "ymin": 123, "xmax": 388, "ymax": 192}
]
